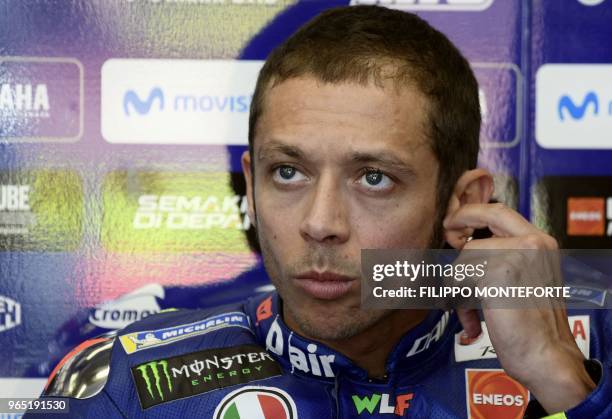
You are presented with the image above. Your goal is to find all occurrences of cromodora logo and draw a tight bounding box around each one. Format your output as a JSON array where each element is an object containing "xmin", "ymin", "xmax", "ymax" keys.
[{"xmin": 136, "ymin": 360, "xmax": 173, "ymax": 401}]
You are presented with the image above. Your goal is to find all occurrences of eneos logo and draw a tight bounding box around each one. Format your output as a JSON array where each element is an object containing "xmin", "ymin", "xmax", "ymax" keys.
[
  {"xmin": 0, "ymin": 295, "xmax": 21, "ymax": 333},
  {"xmin": 101, "ymin": 59, "xmax": 263, "ymax": 144},
  {"xmin": 352, "ymin": 392, "xmax": 413, "ymax": 416},
  {"xmin": 214, "ymin": 387, "xmax": 297, "ymax": 419},
  {"xmin": 536, "ymin": 64, "xmax": 612, "ymax": 148},
  {"xmin": 566, "ymin": 197, "xmax": 612, "ymax": 237},
  {"xmin": 465, "ymin": 369, "xmax": 529, "ymax": 419},
  {"xmin": 567, "ymin": 197, "xmax": 606, "ymax": 236}
]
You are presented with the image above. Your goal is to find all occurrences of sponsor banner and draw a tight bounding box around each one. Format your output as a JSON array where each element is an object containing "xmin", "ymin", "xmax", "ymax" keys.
[
  {"xmin": 89, "ymin": 284, "xmax": 164, "ymax": 329},
  {"xmin": 567, "ymin": 197, "xmax": 606, "ymax": 236},
  {"xmin": 101, "ymin": 171, "xmax": 251, "ymax": 252},
  {"xmin": 536, "ymin": 64, "xmax": 612, "ymax": 149},
  {"xmin": 576, "ymin": 0, "xmax": 608, "ymax": 6},
  {"xmin": 0, "ymin": 295, "xmax": 21, "ymax": 333},
  {"xmin": 473, "ymin": 63, "xmax": 522, "ymax": 148},
  {"xmin": 120, "ymin": 312, "xmax": 252, "ymax": 354},
  {"xmin": 351, "ymin": 392, "xmax": 414, "ymax": 416},
  {"xmin": 0, "ymin": 171, "xmax": 83, "ymax": 251},
  {"xmin": 349, "ymin": 0, "xmax": 494, "ymax": 12},
  {"xmin": 0, "ymin": 57, "xmax": 83, "ymax": 142},
  {"xmin": 569, "ymin": 286, "xmax": 607, "ymax": 307},
  {"xmin": 405, "ymin": 312, "xmax": 450, "ymax": 358},
  {"xmin": 455, "ymin": 316, "xmax": 590, "ymax": 362},
  {"xmin": 465, "ymin": 369, "xmax": 529, "ymax": 419},
  {"xmin": 255, "ymin": 296, "xmax": 273, "ymax": 326},
  {"xmin": 569, "ymin": 315, "xmax": 590, "ymax": 358},
  {"xmin": 213, "ymin": 386, "xmax": 297, "ymax": 419},
  {"xmin": 533, "ymin": 176, "xmax": 612, "ymax": 248},
  {"xmin": 265, "ymin": 317, "xmax": 336, "ymax": 378},
  {"xmin": 101, "ymin": 59, "xmax": 263, "ymax": 145},
  {"xmin": 131, "ymin": 345, "xmax": 281, "ymax": 409},
  {"xmin": 118, "ymin": 0, "xmax": 284, "ymax": 5},
  {"xmin": 455, "ymin": 323, "xmax": 496, "ymax": 363}
]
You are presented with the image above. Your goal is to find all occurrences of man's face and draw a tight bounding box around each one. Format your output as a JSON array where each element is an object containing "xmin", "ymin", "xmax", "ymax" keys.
[{"xmin": 243, "ymin": 76, "xmax": 439, "ymax": 341}]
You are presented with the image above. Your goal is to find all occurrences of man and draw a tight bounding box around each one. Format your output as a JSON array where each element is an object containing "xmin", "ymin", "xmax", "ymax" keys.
[{"xmin": 29, "ymin": 6, "xmax": 610, "ymax": 418}]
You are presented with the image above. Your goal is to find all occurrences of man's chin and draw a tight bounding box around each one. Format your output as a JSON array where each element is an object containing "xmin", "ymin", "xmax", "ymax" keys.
[{"xmin": 284, "ymin": 303, "xmax": 387, "ymax": 342}]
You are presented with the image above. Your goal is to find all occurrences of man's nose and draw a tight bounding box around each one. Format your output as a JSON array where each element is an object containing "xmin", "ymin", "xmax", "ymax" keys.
[{"xmin": 299, "ymin": 173, "xmax": 350, "ymax": 244}]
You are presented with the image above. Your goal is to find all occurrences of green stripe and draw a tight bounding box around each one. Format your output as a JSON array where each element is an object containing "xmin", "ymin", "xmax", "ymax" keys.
[
  {"xmin": 223, "ymin": 402, "xmax": 241, "ymax": 419},
  {"xmin": 543, "ymin": 413, "xmax": 567, "ymax": 419}
]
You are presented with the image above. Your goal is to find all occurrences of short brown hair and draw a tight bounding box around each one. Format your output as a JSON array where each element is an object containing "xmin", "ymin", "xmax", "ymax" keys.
[{"xmin": 248, "ymin": 5, "xmax": 480, "ymax": 246}]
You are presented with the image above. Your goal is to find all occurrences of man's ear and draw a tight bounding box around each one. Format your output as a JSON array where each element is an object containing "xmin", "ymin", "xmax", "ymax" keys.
[
  {"xmin": 241, "ymin": 150, "xmax": 256, "ymax": 228},
  {"xmin": 443, "ymin": 168, "xmax": 494, "ymax": 248}
]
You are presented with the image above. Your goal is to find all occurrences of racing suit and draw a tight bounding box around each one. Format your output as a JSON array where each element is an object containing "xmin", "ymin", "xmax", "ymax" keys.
[{"xmin": 26, "ymin": 292, "xmax": 611, "ymax": 418}]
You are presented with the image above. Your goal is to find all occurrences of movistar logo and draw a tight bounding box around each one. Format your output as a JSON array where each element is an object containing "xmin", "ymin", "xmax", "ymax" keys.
[
  {"xmin": 123, "ymin": 87, "xmax": 165, "ymax": 116},
  {"xmin": 136, "ymin": 360, "xmax": 173, "ymax": 401},
  {"xmin": 558, "ymin": 91, "xmax": 599, "ymax": 121}
]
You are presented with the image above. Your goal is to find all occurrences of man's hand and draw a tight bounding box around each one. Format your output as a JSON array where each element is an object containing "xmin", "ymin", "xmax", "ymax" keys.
[{"xmin": 444, "ymin": 203, "xmax": 596, "ymax": 414}]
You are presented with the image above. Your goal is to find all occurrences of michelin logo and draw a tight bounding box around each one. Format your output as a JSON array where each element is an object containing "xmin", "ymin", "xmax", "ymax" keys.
[
  {"xmin": 123, "ymin": 87, "xmax": 164, "ymax": 116},
  {"xmin": 120, "ymin": 312, "xmax": 252, "ymax": 354},
  {"xmin": 89, "ymin": 283, "xmax": 164, "ymax": 329}
]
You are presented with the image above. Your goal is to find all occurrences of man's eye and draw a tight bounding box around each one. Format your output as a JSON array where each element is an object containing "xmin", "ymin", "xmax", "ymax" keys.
[
  {"xmin": 359, "ymin": 169, "xmax": 393, "ymax": 191},
  {"xmin": 272, "ymin": 165, "xmax": 307, "ymax": 184}
]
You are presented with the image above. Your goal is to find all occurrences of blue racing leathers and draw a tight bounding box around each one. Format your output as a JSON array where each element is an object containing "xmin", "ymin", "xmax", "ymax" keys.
[{"xmin": 26, "ymin": 292, "xmax": 611, "ymax": 418}]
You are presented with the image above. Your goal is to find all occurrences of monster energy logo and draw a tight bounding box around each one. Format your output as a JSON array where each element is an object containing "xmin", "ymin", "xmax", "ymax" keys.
[
  {"xmin": 136, "ymin": 360, "xmax": 173, "ymax": 401},
  {"xmin": 131, "ymin": 345, "xmax": 282, "ymax": 409}
]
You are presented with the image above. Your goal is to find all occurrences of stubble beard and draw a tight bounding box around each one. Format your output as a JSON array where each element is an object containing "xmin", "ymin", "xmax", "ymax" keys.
[
  {"xmin": 253, "ymin": 197, "xmax": 444, "ymax": 342},
  {"xmin": 256, "ymin": 227, "xmax": 398, "ymax": 341}
]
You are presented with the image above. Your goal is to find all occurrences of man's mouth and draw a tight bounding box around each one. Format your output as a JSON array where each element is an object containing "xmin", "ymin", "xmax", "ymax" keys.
[{"xmin": 293, "ymin": 271, "xmax": 357, "ymax": 300}]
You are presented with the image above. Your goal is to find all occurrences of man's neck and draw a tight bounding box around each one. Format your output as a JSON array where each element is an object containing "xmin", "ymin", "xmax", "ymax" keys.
[{"xmin": 284, "ymin": 308, "xmax": 430, "ymax": 379}]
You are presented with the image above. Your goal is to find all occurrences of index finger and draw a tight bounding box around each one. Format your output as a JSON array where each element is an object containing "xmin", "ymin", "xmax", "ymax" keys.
[{"xmin": 444, "ymin": 203, "xmax": 538, "ymax": 238}]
